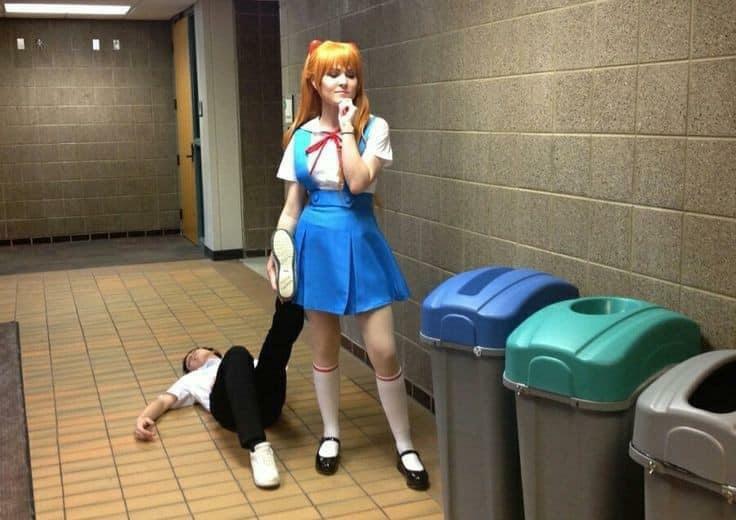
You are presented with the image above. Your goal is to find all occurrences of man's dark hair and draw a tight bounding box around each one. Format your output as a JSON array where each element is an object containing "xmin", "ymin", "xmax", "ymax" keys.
[{"xmin": 182, "ymin": 347, "xmax": 222, "ymax": 374}]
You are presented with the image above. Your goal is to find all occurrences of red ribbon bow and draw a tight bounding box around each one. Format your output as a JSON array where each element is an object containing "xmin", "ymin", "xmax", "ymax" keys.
[
  {"xmin": 308, "ymin": 40, "xmax": 322, "ymax": 55},
  {"xmin": 305, "ymin": 130, "xmax": 343, "ymax": 179}
]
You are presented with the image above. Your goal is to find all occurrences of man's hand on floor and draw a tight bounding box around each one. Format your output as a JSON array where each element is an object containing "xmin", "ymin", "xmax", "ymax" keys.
[{"xmin": 134, "ymin": 416, "xmax": 157, "ymax": 441}]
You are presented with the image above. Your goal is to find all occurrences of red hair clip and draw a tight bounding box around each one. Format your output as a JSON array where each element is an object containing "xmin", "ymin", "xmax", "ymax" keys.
[{"xmin": 308, "ymin": 40, "xmax": 322, "ymax": 55}]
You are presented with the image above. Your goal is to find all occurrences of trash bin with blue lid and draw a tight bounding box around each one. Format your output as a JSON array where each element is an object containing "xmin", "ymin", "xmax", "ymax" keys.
[
  {"xmin": 503, "ymin": 296, "xmax": 701, "ymax": 520},
  {"xmin": 630, "ymin": 350, "xmax": 736, "ymax": 519},
  {"xmin": 421, "ymin": 266, "xmax": 579, "ymax": 520}
]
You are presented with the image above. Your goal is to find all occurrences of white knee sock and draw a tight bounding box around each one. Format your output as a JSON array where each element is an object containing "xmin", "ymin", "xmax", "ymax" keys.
[
  {"xmin": 313, "ymin": 363, "xmax": 340, "ymax": 457},
  {"xmin": 376, "ymin": 369, "xmax": 423, "ymax": 472}
]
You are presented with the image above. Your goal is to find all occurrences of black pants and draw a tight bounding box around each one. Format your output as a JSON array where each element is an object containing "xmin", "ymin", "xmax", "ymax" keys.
[{"xmin": 209, "ymin": 299, "xmax": 304, "ymax": 450}]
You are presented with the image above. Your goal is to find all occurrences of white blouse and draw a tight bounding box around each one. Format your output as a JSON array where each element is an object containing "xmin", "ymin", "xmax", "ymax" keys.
[
  {"xmin": 165, "ymin": 357, "xmax": 221, "ymax": 412},
  {"xmin": 276, "ymin": 116, "xmax": 393, "ymax": 194}
]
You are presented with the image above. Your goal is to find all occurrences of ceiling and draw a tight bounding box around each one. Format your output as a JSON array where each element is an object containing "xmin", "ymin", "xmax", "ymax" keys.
[{"xmin": 0, "ymin": 0, "xmax": 196, "ymax": 20}]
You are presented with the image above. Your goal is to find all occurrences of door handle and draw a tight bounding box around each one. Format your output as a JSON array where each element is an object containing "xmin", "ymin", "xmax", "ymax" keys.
[{"xmin": 186, "ymin": 142, "xmax": 194, "ymax": 160}]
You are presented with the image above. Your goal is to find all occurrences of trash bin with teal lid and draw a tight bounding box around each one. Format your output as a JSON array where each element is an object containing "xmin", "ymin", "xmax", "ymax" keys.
[
  {"xmin": 630, "ymin": 350, "xmax": 736, "ymax": 520},
  {"xmin": 421, "ymin": 266, "xmax": 579, "ymax": 520},
  {"xmin": 503, "ymin": 296, "xmax": 701, "ymax": 520}
]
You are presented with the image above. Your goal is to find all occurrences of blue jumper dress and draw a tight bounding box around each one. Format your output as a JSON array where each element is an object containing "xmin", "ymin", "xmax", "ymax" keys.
[{"xmin": 292, "ymin": 117, "xmax": 410, "ymax": 315}]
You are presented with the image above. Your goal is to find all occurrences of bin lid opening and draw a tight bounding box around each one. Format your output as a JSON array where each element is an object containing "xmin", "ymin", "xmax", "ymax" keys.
[
  {"xmin": 570, "ymin": 298, "xmax": 646, "ymax": 315},
  {"xmin": 688, "ymin": 361, "xmax": 736, "ymax": 414}
]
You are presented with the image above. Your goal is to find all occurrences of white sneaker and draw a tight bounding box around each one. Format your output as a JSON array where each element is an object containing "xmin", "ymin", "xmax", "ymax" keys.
[
  {"xmin": 250, "ymin": 441, "xmax": 280, "ymax": 488},
  {"xmin": 271, "ymin": 229, "xmax": 296, "ymax": 301}
]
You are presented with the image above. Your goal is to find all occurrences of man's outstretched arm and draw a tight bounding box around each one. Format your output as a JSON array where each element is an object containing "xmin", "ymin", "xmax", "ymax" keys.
[{"xmin": 134, "ymin": 393, "xmax": 177, "ymax": 441}]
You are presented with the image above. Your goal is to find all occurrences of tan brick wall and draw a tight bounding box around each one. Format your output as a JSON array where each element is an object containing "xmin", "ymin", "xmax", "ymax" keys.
[
  {"xmin": 0, "ymin": 19, "xmax": 179, "ymax": 240},
  {"xmin": 279, "ymin": 0, "xmax": 736, "ymax": 394},
  {"xmin": 235, "ymin": 0, "xmax": 283, "ymax": 252}
]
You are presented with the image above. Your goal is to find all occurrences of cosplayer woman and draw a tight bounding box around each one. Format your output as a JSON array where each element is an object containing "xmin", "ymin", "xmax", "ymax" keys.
[
  {"xmin": 133, "ymin": 300, "xmax": 303, "ymax": 489},
  {"xmin": 267, "ymin": 40, "xmax": 428, "ymax": 490}
]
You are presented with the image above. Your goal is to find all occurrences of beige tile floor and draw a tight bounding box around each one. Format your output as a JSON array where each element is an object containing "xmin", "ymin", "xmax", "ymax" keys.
[{"xmin": 4, "ymin": 259, "xmax": 442, "ymax": 519}]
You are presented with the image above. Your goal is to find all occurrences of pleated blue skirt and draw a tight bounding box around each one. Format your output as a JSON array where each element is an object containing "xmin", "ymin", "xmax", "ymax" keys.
[{"xmin": 294, "ymin": 191, "xmax": 410, "ymax": 315}]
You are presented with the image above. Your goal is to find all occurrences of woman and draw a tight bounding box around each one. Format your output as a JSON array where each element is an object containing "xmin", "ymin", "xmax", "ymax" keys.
[
  {"xmin": 267, "ymin": 40, "xmax": 428, "ymax": 490},
  {"xmin": 133, "ymin": 299, "xmax": 303, "ymax": 489}
]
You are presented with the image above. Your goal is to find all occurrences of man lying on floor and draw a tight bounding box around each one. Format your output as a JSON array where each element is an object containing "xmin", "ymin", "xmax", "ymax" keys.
[{"xmin": 133, "ymin": 299, "xmax": 304, "ymax": 488}]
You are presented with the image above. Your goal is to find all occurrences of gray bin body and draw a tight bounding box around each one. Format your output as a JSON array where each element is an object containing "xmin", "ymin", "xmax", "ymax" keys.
[
  {"xmin": 422, "ymin": 266, "xmax": 579, "ymax": 519},
  {"xmin": 630, "ymin": 350, "xmax": 736, "ymax": 520},
  {"xmin": 431, "ymin": 342, "xmax": 522, "ymax": 520},
  {"xmin": 513, "ymin": 390, "xmax": 643, "ymax": 520},
  {"xmin": 504, "ymin": 296, "xmax": 701, "ymax": 520},
  {"xmin": 629, "ymin": 453, "xmax": 736, "ymax": 520}
]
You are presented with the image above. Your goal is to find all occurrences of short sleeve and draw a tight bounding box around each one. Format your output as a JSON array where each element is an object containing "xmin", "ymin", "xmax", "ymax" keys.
[
  {"xmin": 276, "ymin": 138, "xmax": 296, "ymax": 182},
  {"xmin": 362, "ymin": 117, "xmax": 392, "ymax": 168},
  {"xmin": 165, "ymin": 376, "xmax": 195, "ymax": 409}
]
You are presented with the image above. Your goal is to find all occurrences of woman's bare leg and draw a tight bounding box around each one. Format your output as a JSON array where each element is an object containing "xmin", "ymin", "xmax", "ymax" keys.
[
  {"xmin": 307, "ymin": 310, "xmax": 342, "ymax": 458},
  {"xmin": 356, "ymin": 304, "xmax": 399, "ymax": 377},
  {"xmin": 357, "ymin": 305, "xmax": 425, "ymax": 473},
  {"xmin": 307, "ymin": 310, "xmax": 341, "ymax": 367}
]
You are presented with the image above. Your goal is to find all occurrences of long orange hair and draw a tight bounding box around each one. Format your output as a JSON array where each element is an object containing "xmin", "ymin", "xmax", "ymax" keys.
[{"xmin": 283, "ymin": 40, "xmax": 371, "ymax": 148}]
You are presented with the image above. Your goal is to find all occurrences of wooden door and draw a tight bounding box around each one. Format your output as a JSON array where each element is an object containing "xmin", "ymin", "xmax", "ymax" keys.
[{"xmin": 173, "ymin": 16, "xmax": 197, "ymax": 243}]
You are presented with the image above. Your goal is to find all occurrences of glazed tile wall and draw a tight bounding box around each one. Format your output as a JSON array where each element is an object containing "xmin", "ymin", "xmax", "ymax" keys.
[
  {"xmin": 279, "ymin": 0, "xmax": 736, "ymax": 396},
  {"xmin": 235, "ymin": 0, "xmax": 283, "ymax": 253},
  {"xmin": 0, "ymin": 19, "xmax": 179, "ymax": 241}
]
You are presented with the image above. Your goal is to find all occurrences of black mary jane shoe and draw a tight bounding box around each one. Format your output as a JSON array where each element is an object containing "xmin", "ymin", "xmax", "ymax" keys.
[
  {"xmin": 397, "ymin": 449, "xmax": 430, "ymax": 491},
  {"xmin": 315, "ymin": 437, "xmax": 340, "ymax": 475}
]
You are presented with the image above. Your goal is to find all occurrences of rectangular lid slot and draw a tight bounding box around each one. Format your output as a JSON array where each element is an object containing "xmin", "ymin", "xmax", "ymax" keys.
[{"xmin": 688, "ymin": 361, "xmax": 736, "ymax": 414}]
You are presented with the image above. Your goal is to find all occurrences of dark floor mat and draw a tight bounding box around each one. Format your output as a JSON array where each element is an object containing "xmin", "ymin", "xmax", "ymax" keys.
[{"xmin": 0, "ymin": 321, "xmax": 34, "ymax": 519}]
